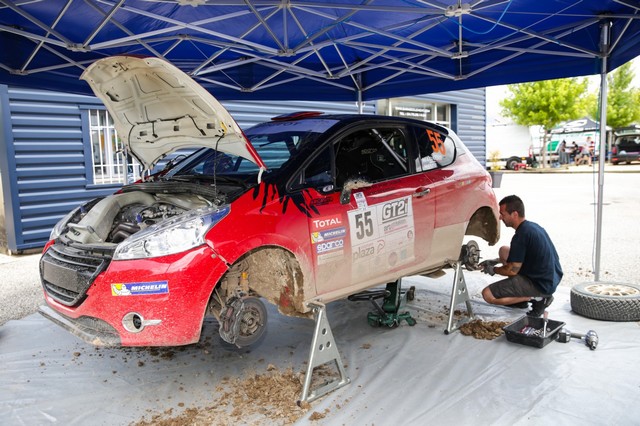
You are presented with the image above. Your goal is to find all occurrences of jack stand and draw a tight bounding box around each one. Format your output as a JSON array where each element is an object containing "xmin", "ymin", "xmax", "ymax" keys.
[
  {"xmin": 299, "ymin": 302, "xmax": 350, "ymax": 404},
  {"xmin": 444, "ymin": 261, "xmax": 474, "ymax": 335},
  {"xmin": 348, "ymin": 279, "xmax": 417, "ymax": 328}
]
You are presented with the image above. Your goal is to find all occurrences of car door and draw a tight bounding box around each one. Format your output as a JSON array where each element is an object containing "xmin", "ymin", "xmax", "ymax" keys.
[
  {"xmin": 410, "ymin": 124, "xmax": 464, "ymax": 266},
  {"xmin": 293, "ymin": 123, "xmax": 436, "ymax": 297}
]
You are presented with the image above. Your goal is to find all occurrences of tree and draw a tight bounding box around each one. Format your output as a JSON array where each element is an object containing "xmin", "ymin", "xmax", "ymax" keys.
[
  {"xmin": 500, "ymin": 78, "xmax": 588, "ymax": 167},
  {"xmin": 588, "ymin": 61, "xmax": 640, "ymax": 128}
]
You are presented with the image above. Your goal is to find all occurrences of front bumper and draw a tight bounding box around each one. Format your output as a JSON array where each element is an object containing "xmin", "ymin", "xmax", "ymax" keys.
[
  {"xmin": 40, "ymin": 245, "xmax": 228, "ymax": 346},
  {"xmin": 38, "ymin": 305, "xmax": 121, "ymax": 346}
]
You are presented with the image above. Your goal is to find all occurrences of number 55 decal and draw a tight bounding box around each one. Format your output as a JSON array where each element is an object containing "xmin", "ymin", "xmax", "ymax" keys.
[
  {"xmin": 354, "ymin": 211, "xmax": 374, "ymax": 240},
  {"xmin": 427, "ymin": 129, "xmax": 446, "ymax": 155}
]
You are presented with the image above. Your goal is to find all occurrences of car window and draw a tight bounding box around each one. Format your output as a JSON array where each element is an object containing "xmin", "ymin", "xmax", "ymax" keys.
[
  {"xmin": 249, "ymin": 135, "xmax": 297, "ymax": 169},
  {"xmin": 291, "ymin": 145, "xmax": 334, "ymax": 191},
  {"xmin": 245, "ymin": 119, "xmax": 339, "ymax": 171},
  {"xmin": 334, "ymin": 127, "xmax": 408, "ymax": 187},
  {"xmin": 616, "ymin": 135, "xmax": 640, "ymax": 150},
  {"xmin": 413, "ymin": 126, "xmax": 456, "ymax": 171}
]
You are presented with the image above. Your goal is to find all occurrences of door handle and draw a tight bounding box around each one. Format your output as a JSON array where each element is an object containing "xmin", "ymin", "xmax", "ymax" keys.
[{"xmin": 413, "ymin": 188, "xmax": 431, "ymax": 198}]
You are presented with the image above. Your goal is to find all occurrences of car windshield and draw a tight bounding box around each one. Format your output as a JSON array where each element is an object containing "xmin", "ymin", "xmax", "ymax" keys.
[
  {"xmin": 245, "ymin": 118, "xmax": 339, "ymax": 170},
  {"xmin": 166, "ymin": 118, "xmax": 338, "ymax": 182}
]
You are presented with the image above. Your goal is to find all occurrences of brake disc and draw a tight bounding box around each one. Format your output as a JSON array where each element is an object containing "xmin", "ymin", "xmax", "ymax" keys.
[
  {"xmin": 460, "ymin": 240, "xmax": 481, "ymax": 270},
  {"xmin": 219, "ymin": 296, "xmax": 268, "ymax": 347}
]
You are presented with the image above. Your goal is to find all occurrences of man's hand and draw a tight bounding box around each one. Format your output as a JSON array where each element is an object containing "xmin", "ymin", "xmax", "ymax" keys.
[{"xmin": 479, "ymin": 259, "xmax": 499, "ymax": 276}]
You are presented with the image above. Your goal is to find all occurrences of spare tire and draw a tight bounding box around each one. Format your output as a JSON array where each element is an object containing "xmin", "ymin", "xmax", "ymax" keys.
[{"xmin": 570, "ymin": 282, "xmax": 640, "ymax": 321}]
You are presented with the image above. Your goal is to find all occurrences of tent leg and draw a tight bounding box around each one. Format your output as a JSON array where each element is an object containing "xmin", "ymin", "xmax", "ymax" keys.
[
  {"xmin": 444, "ymin": 261, "xmax": 474, "ymax": 334},
  {"xmin": 298, "ymin": 302, "xmax": 350, "ymax": 404}
]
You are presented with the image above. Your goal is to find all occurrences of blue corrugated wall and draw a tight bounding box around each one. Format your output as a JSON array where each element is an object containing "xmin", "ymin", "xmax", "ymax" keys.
[{"xmin": 0, "ymin": 85, "xmax": 484, "ymax": 252}]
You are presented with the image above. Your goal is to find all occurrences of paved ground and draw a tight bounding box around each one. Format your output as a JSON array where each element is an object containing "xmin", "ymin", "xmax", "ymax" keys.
[{"xmin": 1, "ymin": 165, "xmax": 638, "ymax": 326}]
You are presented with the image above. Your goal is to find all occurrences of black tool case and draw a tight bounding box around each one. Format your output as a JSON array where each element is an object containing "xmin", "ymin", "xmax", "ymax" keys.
[{"xmin": 503, "ymin": 315, "xmax": 565, "ymax": 348}]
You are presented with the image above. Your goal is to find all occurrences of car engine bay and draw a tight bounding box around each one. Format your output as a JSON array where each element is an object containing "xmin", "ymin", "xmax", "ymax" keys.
[{"xmin": 62, "ymin": 182, "xmax": 226, "ymax": 247}]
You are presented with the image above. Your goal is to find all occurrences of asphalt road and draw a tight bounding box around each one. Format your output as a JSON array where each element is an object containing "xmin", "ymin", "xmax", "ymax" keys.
[{"xmin": 1, "ymin": 170, "xmax": 638, "ymax": 327}]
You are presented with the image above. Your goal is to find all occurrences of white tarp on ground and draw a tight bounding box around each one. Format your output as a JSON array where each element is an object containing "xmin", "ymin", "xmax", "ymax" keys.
[{"xmin": 1, "ymin": 270, "xmax": 639, "ymax": 425}]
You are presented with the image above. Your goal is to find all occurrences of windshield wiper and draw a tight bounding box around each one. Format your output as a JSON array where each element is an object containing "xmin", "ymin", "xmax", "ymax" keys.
[{"xmin": 168, "ymin": 174, "xmax": 249, "ymax": 189}]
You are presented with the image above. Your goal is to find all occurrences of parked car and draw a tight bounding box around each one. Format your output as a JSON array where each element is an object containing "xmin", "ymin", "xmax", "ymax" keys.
[
  {"xmin": 38, "ymin": 56, "xmax": 500, "ymax": 348},
  {"xmin": 611, "ymin": 128, "xmax": 640, "ymax": 165}
]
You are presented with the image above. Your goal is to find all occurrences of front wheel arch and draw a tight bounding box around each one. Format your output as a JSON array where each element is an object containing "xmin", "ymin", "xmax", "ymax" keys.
[
  {"xmin": 210, "ymin": 246, "xmax": 309, "ymax": 318},
  {"xmin": 465, "ymin": 206, "xmax": 500, "ymax": 245}
]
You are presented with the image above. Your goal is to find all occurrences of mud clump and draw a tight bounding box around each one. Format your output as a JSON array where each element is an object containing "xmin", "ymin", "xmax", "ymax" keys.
[
  {"xmin": 132, "ymin": 365, "xmax": 335, "ymax": 426},
  {"xmin": 459, "ymin": 320, "xmax": 509, "ymax": 340}
]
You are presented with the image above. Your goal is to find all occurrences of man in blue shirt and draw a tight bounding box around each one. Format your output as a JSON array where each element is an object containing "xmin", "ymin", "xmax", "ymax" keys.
[{"xmin": 480, "ymin": 195, "xmax": 563, "ymax": 317}]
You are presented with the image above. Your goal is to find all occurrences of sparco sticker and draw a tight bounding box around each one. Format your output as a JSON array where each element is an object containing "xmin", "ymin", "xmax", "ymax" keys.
[
  {"xmin": 316, "ymin": 239, "xmax": 345, "ymax": 254},
  {"xmin": 111, "ymin": 281, "xmax": 169, "ymax": 296}
]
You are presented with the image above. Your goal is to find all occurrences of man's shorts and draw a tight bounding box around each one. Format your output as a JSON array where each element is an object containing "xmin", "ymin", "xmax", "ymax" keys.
[{"xmin": 488, "ymin": 275, "xmax": 548, "ymax": 299}]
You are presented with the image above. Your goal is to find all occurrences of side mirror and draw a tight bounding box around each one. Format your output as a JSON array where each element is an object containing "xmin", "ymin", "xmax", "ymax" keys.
[{"xmin": 340, "ymin": 186, "xmax": 352, "ymax": 205}]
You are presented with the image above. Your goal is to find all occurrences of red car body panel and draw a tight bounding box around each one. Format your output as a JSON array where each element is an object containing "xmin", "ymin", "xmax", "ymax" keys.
[
  {"xmin": 42, "ymin": 246, "xmax": 227, "ymax": 346},
  {"xmin": 39, "ymin": 104, "xmax": 499, "ymax": 348}
]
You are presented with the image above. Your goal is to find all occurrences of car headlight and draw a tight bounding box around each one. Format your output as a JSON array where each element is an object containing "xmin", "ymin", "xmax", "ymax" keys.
[{"xmin": 113, "ymin": 205, "xmax": 230, "ymax": 260}]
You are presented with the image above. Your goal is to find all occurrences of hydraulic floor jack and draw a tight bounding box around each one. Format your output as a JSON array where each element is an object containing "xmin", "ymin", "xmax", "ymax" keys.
[{"xmin": 348, "ymin": 279, "xmax": 417, "ymax": 327}]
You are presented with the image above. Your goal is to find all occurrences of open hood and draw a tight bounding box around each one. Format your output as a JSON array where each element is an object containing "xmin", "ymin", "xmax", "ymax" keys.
[{"xmin": 81, "ymin": 56, "xmax": 266, "ymax": 171}]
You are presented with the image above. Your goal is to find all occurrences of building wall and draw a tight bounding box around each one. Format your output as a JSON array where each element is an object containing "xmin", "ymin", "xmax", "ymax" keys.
[{"xmin": 0, "ymin": 85, "xmax": 485, "ymax": 252}]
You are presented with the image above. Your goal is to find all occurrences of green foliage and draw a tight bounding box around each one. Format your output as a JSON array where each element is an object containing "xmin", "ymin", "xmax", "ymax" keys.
[
  {"xmin": 500, "ymin": 78, "xmax": 588, "ymax": 131},
  {"xmin": 586, "ymin": 61, "xmax": 640, "ymax": 127}
]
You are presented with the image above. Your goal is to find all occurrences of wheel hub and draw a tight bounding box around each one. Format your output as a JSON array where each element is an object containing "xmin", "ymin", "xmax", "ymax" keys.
[
  {"xmin": 584, "ymin": 284, "xmax": 639, "ymax": 297},
  {"xmin": 219, "ymin": 296, "xmax": 267, "ymax": 347}
]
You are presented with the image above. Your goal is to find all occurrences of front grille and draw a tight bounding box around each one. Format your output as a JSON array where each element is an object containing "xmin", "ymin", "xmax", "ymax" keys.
[{"xmin": 40, "ymin": 244, "xmax": 111, "ymax": 307}]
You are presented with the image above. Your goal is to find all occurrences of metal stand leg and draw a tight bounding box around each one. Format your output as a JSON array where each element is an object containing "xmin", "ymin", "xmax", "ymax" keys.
[
  {"xmin": 299, "ymin": 302, "xmax": 351, "ymax": 404},
  {"xmin": 444, "ymin": 261, "xmax": 474, "ymax": 335}
]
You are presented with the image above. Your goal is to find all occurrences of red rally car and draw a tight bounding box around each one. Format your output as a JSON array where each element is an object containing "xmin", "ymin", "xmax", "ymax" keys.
[{"xmin": 39, "ymin": 56, "xmax": 500, "ymax": 348}]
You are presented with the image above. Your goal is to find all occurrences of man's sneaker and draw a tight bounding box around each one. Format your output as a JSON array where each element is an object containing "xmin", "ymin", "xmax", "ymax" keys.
[
  {"xmin": 506, "ymin": 300, "xmax": 530, "ymax": 309},
  {"xmin": 527, "ymin": 296, "xmax": 554, "ymax": 317}
]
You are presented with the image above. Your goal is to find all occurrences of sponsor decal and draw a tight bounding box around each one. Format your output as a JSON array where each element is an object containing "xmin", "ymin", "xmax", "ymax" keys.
[
  {"xmin": 347, "ymin": 195, "xmax": 416, "ymax": 279},
  {"xmin": 111, "ymin": 281, "xmax": 169, "ymax": 296},
  {"xmin": 352, "ymin": 243, "xmax": 375, "ymax": 261},
  {"xmin": 381, "ymin": 198, "xmax": 409, "ymax": 223},
  {"xmin": 311, "ymin": 227, "xmax": 347, "ymax": 243},
  {"xmin": 311, "ymin": 215, "xmax": 343, "ymax": 231},
  {"xmin": 316, "ymin": 239, "xmax": 345, "ymax": 254},
  {"xmin": 317, "ymin": 249, "xmax": 344, "ymax": 265},
  {"xmin": 353, "ymin": 192, "xmax": 368, "ymax": 209},
  {"xmin": 311, "ymin": 197, "xmax": 332, "ymax": 207},
  {"xmin": 383, "ymin": 218, "xmax": 409, "ymax": 233}
]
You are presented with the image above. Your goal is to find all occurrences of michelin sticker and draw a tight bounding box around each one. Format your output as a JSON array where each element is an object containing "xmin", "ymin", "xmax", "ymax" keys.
[
  {"xmin": 111, "ymin": 281, "xmax": 169, "ymax": 296},
  {"xmin": 347, "ymin": 195, "xmax": 415, "ymax": 278}
]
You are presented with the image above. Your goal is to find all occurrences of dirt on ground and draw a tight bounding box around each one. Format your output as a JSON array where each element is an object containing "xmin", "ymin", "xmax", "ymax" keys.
[
  {"xmin": 459, "ymin": 319, "xmax": 510, "ymax": 340},
  {"xmin": 132, "ymin": 364, "xmax": 337, "ymax": 426}
]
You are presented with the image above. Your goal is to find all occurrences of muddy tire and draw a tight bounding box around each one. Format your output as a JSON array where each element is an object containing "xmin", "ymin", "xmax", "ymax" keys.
[{"xmin": 570, "ymin": 282, "xmax": 640, "ymax": 321}]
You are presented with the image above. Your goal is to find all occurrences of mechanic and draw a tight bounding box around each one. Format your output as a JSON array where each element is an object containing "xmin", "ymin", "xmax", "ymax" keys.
[{"xmin": 480, "ymin": 195, "xmax": 563, "ymax": 317}]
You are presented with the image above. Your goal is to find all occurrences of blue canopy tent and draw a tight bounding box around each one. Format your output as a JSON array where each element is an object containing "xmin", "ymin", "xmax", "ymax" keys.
[
  {"xmin": 0, "ymin": 0, "xmax": 639, "ymax": 279},
  {"xmin": 0, "ymin": 1, "xmax": 638, "ymax": 102}
]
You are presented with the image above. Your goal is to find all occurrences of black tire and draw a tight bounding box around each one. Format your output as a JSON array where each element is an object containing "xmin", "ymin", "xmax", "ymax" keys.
[
  {"xmin": 506, "ymin": 157, "xmax": 520, "ymax": 170},
  {"xmin": 570, "ymin": 282, "xmax": 640, "ymax": 321}
]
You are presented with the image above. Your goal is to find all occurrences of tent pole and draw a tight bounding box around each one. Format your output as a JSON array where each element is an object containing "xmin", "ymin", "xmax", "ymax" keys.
[
  {"xmin": 356, "ymin": 73, "xmax": 364, "ymax": 114},
  {"xmin": 594, "ymin": 21, "xmax": 611, "ymax": 282}
]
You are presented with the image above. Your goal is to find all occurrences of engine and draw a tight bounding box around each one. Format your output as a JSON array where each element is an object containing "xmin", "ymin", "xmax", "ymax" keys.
[{"xmin": 64, "ymin": 191, "xmax": 213, "ymax": 245}]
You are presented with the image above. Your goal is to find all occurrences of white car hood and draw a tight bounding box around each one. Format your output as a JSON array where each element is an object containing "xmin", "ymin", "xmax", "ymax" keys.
[{"xmin": 81, "ymin": 56, "xmax": 265, "ymax": 171}]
